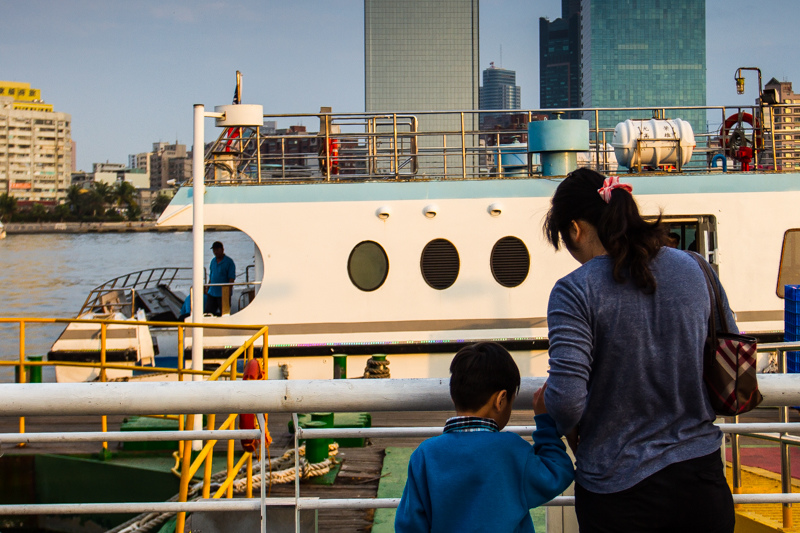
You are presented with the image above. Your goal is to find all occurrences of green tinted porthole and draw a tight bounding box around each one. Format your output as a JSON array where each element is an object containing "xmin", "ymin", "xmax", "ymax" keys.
[{"xmin": 348, "ymin": 241, "xmax": 389, "ymax": 291}]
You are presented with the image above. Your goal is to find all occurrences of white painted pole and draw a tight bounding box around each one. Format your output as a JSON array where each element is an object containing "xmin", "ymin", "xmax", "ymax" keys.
[
  {"xmin": 2, "ymin": 374, "xmax": 800, "ymax": 416},
  {"xmin": 192, "ymin": 104, "xmax": 206, "ymax": 449}
]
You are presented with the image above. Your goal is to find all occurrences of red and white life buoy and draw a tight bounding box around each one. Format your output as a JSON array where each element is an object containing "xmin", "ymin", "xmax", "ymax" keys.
[
  {"xmin": 719, "ymin": 112, "xmax": 763, "ymax": 170},
  {"xmin": 239, "ymin": 359, "xmax": 263, "ymax": 452}
]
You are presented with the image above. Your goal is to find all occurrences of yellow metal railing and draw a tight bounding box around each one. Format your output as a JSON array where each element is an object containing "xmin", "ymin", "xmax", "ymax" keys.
[{"xmin": 0, "ymin": 316, "xmax": 268, "ymax": 531}]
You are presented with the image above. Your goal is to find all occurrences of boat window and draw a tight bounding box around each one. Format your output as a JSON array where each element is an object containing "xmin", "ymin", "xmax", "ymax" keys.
[
  {"xmin": 348, "ymin": 241, "xmax": 389, "ymax": 292},
  {"xmin": 777, "ymin": 229, "xmax": 800, "ymax": 298},
  {"xmin": 658, "ymin": 215, "xmax": 718, "ymax": 265},
  {"xmin": 491, "ymin": 236, "xmax": 530, "ymax": 288},
  {"xmin": 421, "ymin": 239, "xmax": 460, "ymax": 290}
]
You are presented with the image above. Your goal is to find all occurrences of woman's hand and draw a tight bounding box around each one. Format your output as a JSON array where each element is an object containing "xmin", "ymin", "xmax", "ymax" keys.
[{"xmin": 533, "ymin": 382, "xmax": 548, "ymax": 415}]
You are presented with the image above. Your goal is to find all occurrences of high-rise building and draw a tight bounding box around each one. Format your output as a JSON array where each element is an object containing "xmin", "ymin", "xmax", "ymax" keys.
[
  {"xmin": 765, "ymin": 78, "xmax": 800, "ymax": 171},
  {"xmin": 0, "ymin": 81, "xmax": 72, "ymax": 205},
  {"xmin": 540, "ymin": 0, "xmax": 706, "ymax": 132},
  {"xmin": 147, "ymin": 142, "xmax": 191, "ymax": 190},
  {"xmin": 480, "ymin": 63, "xmax": 521, "ymax": 111},
  {"xmin": 539, "ymin": 0, "xmax": 581, "ymax": 111},
  {"xmin": 365, "ymin": 0, "xmax": 480, "ymax": 156}
]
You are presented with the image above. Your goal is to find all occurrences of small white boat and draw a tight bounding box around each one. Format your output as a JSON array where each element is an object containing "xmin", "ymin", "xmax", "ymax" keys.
[
  {"xmin": 0, "ymin": 221, "xmax": 6, "ymax": 239},
  {"xmin": 49, "ymin": 268, "xmax": 189, "ymax": 382}
]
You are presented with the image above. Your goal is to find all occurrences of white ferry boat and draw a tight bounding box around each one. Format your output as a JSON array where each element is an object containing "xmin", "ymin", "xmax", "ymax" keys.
[{"xmin": 152, "ymin": 99, "xmax": 800, "ymax": 381}]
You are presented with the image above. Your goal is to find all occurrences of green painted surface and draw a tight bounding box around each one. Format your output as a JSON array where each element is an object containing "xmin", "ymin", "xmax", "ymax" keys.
[
  {"xmin": 120, "ymin": 416, "xmax": 181, "ymax": 451},
  {"xmin": 35, "ymin": 453, "xmax": 182, "ymax": 529},
  {"xmin": 373, "ymin": 447, "xmax": 546, "ymax": 532},
  {"xmin": 373, "ymin": 447, "xmax": 412, "ymax": 532},
  {"xmin": 290, "ymin": 412, "xmax": 372, "ymax": 448}
]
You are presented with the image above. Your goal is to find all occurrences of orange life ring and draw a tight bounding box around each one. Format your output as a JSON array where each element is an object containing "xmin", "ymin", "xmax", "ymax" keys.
[
  {"xmin": 239, "ymin": 358, "xmax": 263, "ymax": 452},
  {"xmin": 719, "ymin": 112, "xmax": 763, "ymax": 159}
]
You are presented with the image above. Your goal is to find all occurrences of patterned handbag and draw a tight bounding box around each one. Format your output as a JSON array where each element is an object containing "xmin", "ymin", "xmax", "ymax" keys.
[{"xmin": 689, "ymin": 253, "xmax": 763, "ymax": 416}]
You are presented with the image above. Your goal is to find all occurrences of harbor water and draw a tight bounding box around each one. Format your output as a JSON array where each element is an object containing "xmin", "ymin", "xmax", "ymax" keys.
[{"xmin": 0, "ymin": 230, "xmax": 256, "ymax": 383}]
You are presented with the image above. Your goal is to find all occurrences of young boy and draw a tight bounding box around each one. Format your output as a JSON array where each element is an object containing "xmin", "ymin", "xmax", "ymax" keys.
[{"xmin": 395, "ymin": 342, "xmax": 574, "ymax": 532}]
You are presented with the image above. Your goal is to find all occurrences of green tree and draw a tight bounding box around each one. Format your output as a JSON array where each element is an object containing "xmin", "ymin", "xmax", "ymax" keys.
[
  {"xmin": 151, "ymin": 193, "xmax": 172, "ymax": 217},
  {"xmin": 113, "ymin": 181, "xmax": 137, "ymax": 209},
  {"xmin": 126, "ymin": 202, "xmax": 142, "ymax": 221},
  {"xmin": 91, "ymin": 181, "xmax": 114, "ymax": 213},
  {"xmin": 0, "ymin": 192, "xmax": 18, "ymax": 222}
]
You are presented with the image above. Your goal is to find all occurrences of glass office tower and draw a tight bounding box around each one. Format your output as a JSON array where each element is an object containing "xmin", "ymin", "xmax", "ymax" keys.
[
  {"xmin": 480, "ymin": 64, "xmax": 521, "ymax": 111},
  {"xmin": 580, "ymin": 0, "xmax": 706, "ymax": 132},
  {"xmin": 364, "ymin": 0, "xmax": 479, "ymax": 115},
  {"xmin": 539, "ymin": 0, "xmax": 581, "ymax": 112}
]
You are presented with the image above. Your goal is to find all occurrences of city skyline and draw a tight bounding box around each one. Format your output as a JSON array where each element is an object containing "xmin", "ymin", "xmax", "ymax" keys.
[{"xmin": 2, "ymin": 0, "xmax": 799, "ymax": 171}]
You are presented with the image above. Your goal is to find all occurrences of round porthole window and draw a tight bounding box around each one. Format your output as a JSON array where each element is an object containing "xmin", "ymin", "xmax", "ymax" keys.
[
  {"xmin": 348, "ymin": 241, "xmax": 389, "ymax": 291},
  {"xmin": 421, "ymin": 239, "xmax": 460, "ymax": 290},
  {"xmin": 491, "ymin": 236, "xmax": 530, "ymax": 288}
]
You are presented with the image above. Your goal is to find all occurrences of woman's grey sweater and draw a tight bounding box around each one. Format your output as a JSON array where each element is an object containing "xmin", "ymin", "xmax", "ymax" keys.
[{"xmin": 544, "ymin": 247, "xmax": 735, "ymax": 493}]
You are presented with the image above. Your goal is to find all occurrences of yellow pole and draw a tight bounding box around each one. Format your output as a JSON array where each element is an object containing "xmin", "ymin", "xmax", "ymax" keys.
[
  {"xmin": 178, "ymin": 326, "xmax": 185, "ymax": 382},
  {"xmin": 785, "ymin": 506, "xmax": 793, "ymax": 529},
  {"xmin": 176, "ymin": 413, "xmax": 195, "ymax": 533},
  {"xmin": 178, "ymin": 328, "xmax": 185, "ymax": 459},
  {"xmin": 203, "ymin": 414, "xmax": 216, "ymax": 499},
  {"xmin": 18, "ymin": 320, "xmax": 25, "ymax": 445},
  {"xmin": 228, "ymin": 362, "xmax": 236, "ymax": 497},
  {"xmin": 262, "ymin": 330, "xmax": 268, "ymax": 379},
  {"xmin": 247, "ymin": 453, "xmax": 253, "ymax": 498},
  {"xmin": 214, "ymin": 452, "xmax": 251, "ymax": 499},
  {"xmin": 100, "ymin": 322, "xmax": 108, "ymax": 451}
]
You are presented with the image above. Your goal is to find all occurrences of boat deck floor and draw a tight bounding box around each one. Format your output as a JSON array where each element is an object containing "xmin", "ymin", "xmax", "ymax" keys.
[{"xmin": 2, "ymin": 408, "xmax": 800, "ymax": 532}]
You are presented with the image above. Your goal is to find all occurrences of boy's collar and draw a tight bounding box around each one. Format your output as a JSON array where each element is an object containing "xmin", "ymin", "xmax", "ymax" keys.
[{"xmin": 443, "ymin": 416, "xmax": 500, "ymax": 433}]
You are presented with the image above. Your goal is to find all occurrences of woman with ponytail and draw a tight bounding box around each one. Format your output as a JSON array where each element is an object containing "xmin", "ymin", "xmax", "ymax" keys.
[{"xmin": 542, "ymin": 168, "xmax": 735, "ymax": 532}]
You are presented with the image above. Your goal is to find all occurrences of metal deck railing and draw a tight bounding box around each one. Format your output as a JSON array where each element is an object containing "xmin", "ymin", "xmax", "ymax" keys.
[
  {"xmin": 187, "ymin": 103, "xmax": 800, "ymax": 186},
  {"xmin": 2, "ymin": 374, "xmax": 800, "ymax": 532}
]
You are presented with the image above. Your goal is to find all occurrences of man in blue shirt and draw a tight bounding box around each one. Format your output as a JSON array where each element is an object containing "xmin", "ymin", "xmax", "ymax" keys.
[{"xmin": 206, "ymin": 241, "xmax": 236, "ymax": 316}]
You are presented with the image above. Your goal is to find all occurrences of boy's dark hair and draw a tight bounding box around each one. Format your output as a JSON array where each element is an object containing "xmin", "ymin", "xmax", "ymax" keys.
[{"xmin": 449, "ymin": 342, "xmax": 521, "ymax": 412}]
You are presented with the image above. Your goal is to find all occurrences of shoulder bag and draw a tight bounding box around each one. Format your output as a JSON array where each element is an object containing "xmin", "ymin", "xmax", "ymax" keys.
[{"xmin": 689, "ymin": 252, "xmax": 763, "ymax": 416}]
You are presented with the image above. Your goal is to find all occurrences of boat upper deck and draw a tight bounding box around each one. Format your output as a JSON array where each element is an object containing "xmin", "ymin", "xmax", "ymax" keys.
[{"xmin": 190, "ymin": 104, "xmax": 800, "ymax": 186}]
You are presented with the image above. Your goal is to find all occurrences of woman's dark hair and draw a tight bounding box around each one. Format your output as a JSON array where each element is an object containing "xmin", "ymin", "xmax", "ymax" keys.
[
  {"xmin": 449, "ymin": 342, "xmax": 520, "ymax": 412},
  {"xmin": 543, "ymin": 168, "xmax": 665, "ymax": 293}
]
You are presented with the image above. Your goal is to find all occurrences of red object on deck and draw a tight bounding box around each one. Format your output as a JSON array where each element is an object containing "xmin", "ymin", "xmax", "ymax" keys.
[{"xmin": 239, "ymin": 359, "xmax": 263, "ymax": 452}]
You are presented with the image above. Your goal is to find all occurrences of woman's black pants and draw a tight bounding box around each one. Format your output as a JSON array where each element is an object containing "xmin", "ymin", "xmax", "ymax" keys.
[{"xmin": 574, "ymin": 450, "xmax": 734, "ymax": 533}]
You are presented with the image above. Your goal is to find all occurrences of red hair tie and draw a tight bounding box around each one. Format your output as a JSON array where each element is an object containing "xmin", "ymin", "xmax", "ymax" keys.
[{"xmin": 598, "ymin": 176, "xmax": 633, "ymax": 203}]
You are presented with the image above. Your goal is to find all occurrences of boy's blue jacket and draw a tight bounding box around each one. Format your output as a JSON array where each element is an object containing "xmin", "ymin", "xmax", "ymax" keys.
[{"xmin": 395, "ymin": 414, "xmax": 574, "ymax": 532}]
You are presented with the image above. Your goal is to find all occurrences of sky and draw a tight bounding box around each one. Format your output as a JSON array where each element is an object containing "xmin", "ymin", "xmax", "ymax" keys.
[{"xmin": 2, "ymin": 0, "xmax": 799, "ymax": 171}]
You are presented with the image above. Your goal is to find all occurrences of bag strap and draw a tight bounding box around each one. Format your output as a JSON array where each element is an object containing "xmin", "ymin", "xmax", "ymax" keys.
[{"xmin": 687, "ymin": 252, "xmax": 728, "ymax": 340}]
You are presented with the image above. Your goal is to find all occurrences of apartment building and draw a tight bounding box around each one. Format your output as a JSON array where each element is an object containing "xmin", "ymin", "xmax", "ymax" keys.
[{"xmin": 0, "ymin": 81, "xmax": 72, "ymax": 205}]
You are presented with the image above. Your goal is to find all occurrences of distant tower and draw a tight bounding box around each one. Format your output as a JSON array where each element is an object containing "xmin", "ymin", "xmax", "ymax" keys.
[
  {"xmin": 540, "ymin": 0, "xmax": 706, "ymax": 131},
  {"xmin": 364, "ymin": 0, "xmax": 479, "ymax": 128},
  {"xmin": 539, "ymin": 0, "xmax": 580, "ymax": 112},
  {"xmin": 480, "ymin": 63, "xmax": 521, "ymax": 111}
]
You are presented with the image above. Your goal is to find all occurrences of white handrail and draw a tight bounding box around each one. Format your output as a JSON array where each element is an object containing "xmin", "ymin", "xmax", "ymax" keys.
[{"xmin": 2, "ymin": 374, "xmax": 800, "ymax": 416}]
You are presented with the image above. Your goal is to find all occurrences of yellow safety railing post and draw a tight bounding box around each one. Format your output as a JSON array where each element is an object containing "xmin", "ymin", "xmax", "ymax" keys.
[
  {"xmin": 176, "ymin": 413, "xmax": 195, "ymax": 533},
  {"xmin": 227, "ymin": 440, "xmax": 235, "ymax": 498},
  {"xmin": 228, "ymin": 362, "xmax": 237, "ymax": 497},
  {"xmin": 100, "ymin": 322, "xmax": 108, "ymax": 452},
  {"xmin": 178, "ymin": 326, "xmax": 185, "ymax": 382},
  {"xmin": 203, "ymin": 414, "xmax": 216, "ymax": 499},
  {"xmin": 18, "ymin": 320, "xmax": 26, "ymax": 445},
  {"xmin": 247, "ymin": 453, "xmax": 253, "ymax": 498},
  {"xmin": 262, "ymin": 329, "xmax": 268, "ymax": 378},
  {"xmin": 213, "ymin": 452, "xmax": 251, "ymax": 499},
  {"xmin": 178, "ymin": 325, "xmax": 186, "ymax": 459}
]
